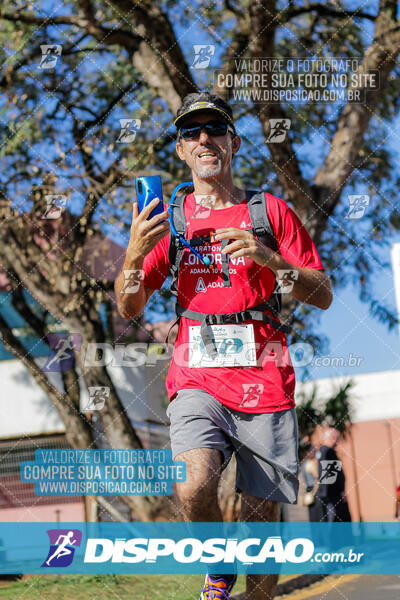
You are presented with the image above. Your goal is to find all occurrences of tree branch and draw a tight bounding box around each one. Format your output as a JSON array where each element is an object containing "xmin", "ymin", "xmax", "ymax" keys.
[
  {"xmin": 212, "ymin": 30, "xmax": 250, "ymax": 100},
  {"xmin": 7, "ymin": 268, "xmax": 88, "ymax": 414},
  {"xmin": 0, "ymin": 9, "xmax": 142, "ymax": 51},
  {"xmin": 2, "ymin": 2, "xmax": 195, "ymax": 114},
  {"xmin": 311, "ymin": 0, "xmax": 400, "ymax": 241},
  {"xmin": 224, "ymin": 0, "xmax": 246, "ymax": 19},
  {"xmin": 108, "ymin": 0, "xmax": 197, "ymax": 111},
  {"xmin": 0, "ymin": 9, "xmax": 88, "ymax": 26},
  {"xmin": 246, "ymin": 0, "xmax": 313, "ymax": 216},
  {"xmin": 67, "ymin": 85, "xmax": 132, "ymax": 253},
  {"xmin": 284, "ymin": 3, "xmax": 377, "ymax": 22}
]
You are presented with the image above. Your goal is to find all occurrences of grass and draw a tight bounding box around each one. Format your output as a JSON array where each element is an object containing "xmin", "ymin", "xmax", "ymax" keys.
[
  {"xmin": 0, "ymin": 574, "xmax": 294, "ymax": 599},
  {"xmin": 0, "ymin": 574, "xmax": 244, "ymax": 599}
]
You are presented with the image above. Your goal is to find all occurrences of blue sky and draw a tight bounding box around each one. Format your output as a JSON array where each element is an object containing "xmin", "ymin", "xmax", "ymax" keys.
[{"xmin": 297, "ymin": 249, "xmax": 400, "ymax": 380}]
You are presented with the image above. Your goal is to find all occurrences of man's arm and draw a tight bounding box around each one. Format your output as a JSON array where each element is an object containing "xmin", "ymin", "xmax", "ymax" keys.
[
  {"xmin": 115, "ymin": 198, "xmax": 170, "ymax": 319},
  {"xmin": 115, "ymin": 270, "xmax": 156, "ymax": 318},
  {"xmin": 268, "ymin": 257, "xmax": 333, "ymax": 310},
  {"xmin": 290, "ymin": 269, "xmax": 332, "ymax": 310},
  {"xmin": 214, "ymin": 228, "xmax": 333, "ymax": 310}
]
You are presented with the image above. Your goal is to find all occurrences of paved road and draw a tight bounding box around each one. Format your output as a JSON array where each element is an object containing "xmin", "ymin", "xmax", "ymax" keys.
[{"xmin": 298, "ymin": 574, "xmax": 400, "ymax": 600}]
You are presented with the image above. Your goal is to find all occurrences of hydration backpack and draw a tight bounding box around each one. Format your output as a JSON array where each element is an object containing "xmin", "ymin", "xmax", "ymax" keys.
[{"xmin": 165, "ymin": 189, "xmax": 290, "ymax": 357}]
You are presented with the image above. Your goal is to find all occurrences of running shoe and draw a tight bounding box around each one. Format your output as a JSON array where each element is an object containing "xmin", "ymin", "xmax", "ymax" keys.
[{"xmin": 199, "ymin": 574, "xmax": 237, "ymax": 599}]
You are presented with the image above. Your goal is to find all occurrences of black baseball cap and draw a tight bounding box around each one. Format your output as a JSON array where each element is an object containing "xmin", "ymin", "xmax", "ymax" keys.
[{"xmin": 174, "ymin": 92, "xmax": 235, "ymax": 131}]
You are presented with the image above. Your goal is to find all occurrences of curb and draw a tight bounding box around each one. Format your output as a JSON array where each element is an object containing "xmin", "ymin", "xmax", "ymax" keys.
[{"xmin": 276, "ymin": 573, "xmax": 327, "ymax": 596}]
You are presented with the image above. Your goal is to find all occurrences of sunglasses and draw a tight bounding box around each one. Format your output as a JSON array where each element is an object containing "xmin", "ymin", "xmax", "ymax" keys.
[{"xmin": 179, "ymin": 120, "xmax": 234, "ymax": 140}]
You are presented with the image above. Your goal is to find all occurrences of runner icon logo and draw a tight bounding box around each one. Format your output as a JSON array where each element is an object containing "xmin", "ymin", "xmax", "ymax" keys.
[
  {"xmin": 192, "ymin": 204, "xmax": 212, "ymax": 219},
  {"xmin": 41, "ymin": 529, "xmax": 82, "ymax": 568},
  {"xmin": 121, "ymin": 269, "xmax": 144, "ymax": 294},
  {"xmin": 346, "ymin": 194, "xmax": 369, "ymax": 219},
  {"xmin": 39, "ymin": 45, "xmax": 62, "ymax": 69},
  {"xmin": 43, "ymin": 333, "xmax": 82, "ymax": 372},
  {"xmin": 192, "ymin": 45, "xmax": 215, "ymax": 69},
  {"xmin": 117, "ymin": 119, "xmax": 141, "ymax": 144},
  {"xmin": 267, "ymin": 119, "xmax": 291, "ymax": 143},
  {"xmin": 319, "ymin": 460, "xmax": 342, "ymax": 484},
  {"xmin": 83, "ymin": 387, "xmax": 110, "ymax": 412},
  {"xmin": 192, "ymin": 194, "xmax": 216, "ymax": 219},
  {"xmin": 277, "ymin": 269, "xmax": 299, "ymax": 293},
  {"xmin": 42, "ymin": 195, "xmax": 67, "ymax": 219},
  {"xmin": 239, "ymin": 383, "xmax": 264, "ymax": 408}
]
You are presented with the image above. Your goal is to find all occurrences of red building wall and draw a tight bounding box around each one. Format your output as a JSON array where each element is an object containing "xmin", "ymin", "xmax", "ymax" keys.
[{"xmin": 335, "ymin": 418, "xmax": 400, "ymax": 521}]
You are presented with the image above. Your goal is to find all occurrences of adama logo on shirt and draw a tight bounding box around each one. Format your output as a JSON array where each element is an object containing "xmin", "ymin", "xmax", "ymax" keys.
[
  {"xmin": 195, "ymin": 277, "xmax": 207, "ymax": 293},
  {"xmin": 240, "ymin": 220, "xmax": 252, "ymax": 228},
  {"xmin": 195, "ymin": 277, "xmax": 227, "ymax": 293}
]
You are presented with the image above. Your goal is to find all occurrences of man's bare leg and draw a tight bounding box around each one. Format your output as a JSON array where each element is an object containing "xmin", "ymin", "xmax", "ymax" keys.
[
  {"xmin": 174, "ymin": 450, "xmax": 279, "ymax": 598},
  {"xmin": 174, "ymin": 448, "xmax": 237, "ymax": 595},
  {"xmin": 233, "ymin": 494, "xmax": 280, "ymax": 600},
  {"xmin": 174, "ymin": 448, "xmax": 224, "ymax": 521}
]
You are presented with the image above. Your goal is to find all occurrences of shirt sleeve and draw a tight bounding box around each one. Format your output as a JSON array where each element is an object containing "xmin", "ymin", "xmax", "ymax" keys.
[
  {"xmin": 141, "ymin": 232, "xmax": 171, "ymax": 290},
  {"xmin": 266, "ymin": 193, "xmax": 325, "ymax": 270}
]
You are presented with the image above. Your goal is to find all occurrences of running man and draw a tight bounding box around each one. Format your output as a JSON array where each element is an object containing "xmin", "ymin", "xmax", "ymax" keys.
[
  {"xmin": 45, "ymin": 334, "xmax": 76, "ymax": 370},
  {"xmin": 39, "ymin": 46, "xmax": 59, "ymax": 69},
  {"xmin": 45, "ymin": 531, "xmax": 77, "ymax": 566},
  {"xmin": 192, "ymin": 46, "xmax": 214, "ymax": 68},
  {"xmin": 116, "ymin": 92, "xmax": 333, "ymax": 599}
]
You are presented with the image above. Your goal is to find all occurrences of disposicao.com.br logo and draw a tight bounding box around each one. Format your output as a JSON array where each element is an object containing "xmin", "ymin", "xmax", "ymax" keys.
[
  {"xmin": 36, "ymin": 528, "xmax": 366, "ymax": 573},
  {"xmin": 83, "ymin": 536, "xmax": 314, "ymax": 564}
]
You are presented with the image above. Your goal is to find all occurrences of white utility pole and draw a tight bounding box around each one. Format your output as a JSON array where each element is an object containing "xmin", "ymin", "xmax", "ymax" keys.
[{"xmin": 391, "ymin": 243, "xmax": 400, "ymax": 335}]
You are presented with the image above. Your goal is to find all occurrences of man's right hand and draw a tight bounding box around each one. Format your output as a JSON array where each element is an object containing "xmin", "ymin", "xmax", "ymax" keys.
[
  {"xmin": 115, "ymin": 198, "xmax": 170, "ymax": 319},
  {"xmin": 127, "ymin": 198, "xmax": 170, "ymax": 259}
]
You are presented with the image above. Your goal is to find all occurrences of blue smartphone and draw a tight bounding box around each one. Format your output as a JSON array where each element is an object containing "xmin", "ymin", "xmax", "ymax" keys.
[{"xmin": 136, "ymin": 175, "xmax": 164, "ymax": 220}]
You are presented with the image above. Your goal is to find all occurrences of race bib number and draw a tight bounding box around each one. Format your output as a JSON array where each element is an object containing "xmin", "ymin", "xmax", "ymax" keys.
[{"xmin": 188, "ymin": 323, "xmax": 257, "ymax": 367}]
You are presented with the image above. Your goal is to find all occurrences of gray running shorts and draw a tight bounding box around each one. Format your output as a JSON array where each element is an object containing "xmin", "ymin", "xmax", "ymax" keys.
[{"xmin": 166, "ymin": 388, "xmax": 299, "ymax": 504}]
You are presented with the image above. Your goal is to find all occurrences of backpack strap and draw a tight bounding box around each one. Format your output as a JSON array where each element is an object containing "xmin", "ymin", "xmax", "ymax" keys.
[
  {"xmin": 246, "ymin": 190, "xmax": 278, "ymax": 250},
  {"xmin": 246, "ymin": 190, "xmax": 282, "ymax": 314},
  {"xmin": 168, "ymin": 187, "xmax": 193, "ymax": 296},
  {"xmin": 220, "ymin": 238, "xmax": 231, "ymax": 287}
]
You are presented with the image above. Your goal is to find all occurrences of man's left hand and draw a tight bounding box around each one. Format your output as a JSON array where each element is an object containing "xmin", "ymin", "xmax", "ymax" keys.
[{"xmin": 214, "ymin": 227, "xmax": 279, "ymax": 269}]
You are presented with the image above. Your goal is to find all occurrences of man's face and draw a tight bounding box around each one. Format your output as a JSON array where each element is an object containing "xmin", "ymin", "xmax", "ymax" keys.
[{"xmin": 175, "ymin": 112, "xmax": 241, "ymax": 180}]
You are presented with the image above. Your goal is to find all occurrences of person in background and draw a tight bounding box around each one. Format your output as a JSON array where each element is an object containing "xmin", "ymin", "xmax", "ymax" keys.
[
  {"xmin": 395, "ymin": 483, "xmax": 400, "ymax": 520},
  {"xmin": 315, "ymin": 427, "xmax": 352, "ymax": 523},
  {"xmin": 300, "ymin": 443, "xmax": 320, "ymax": 522}
]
